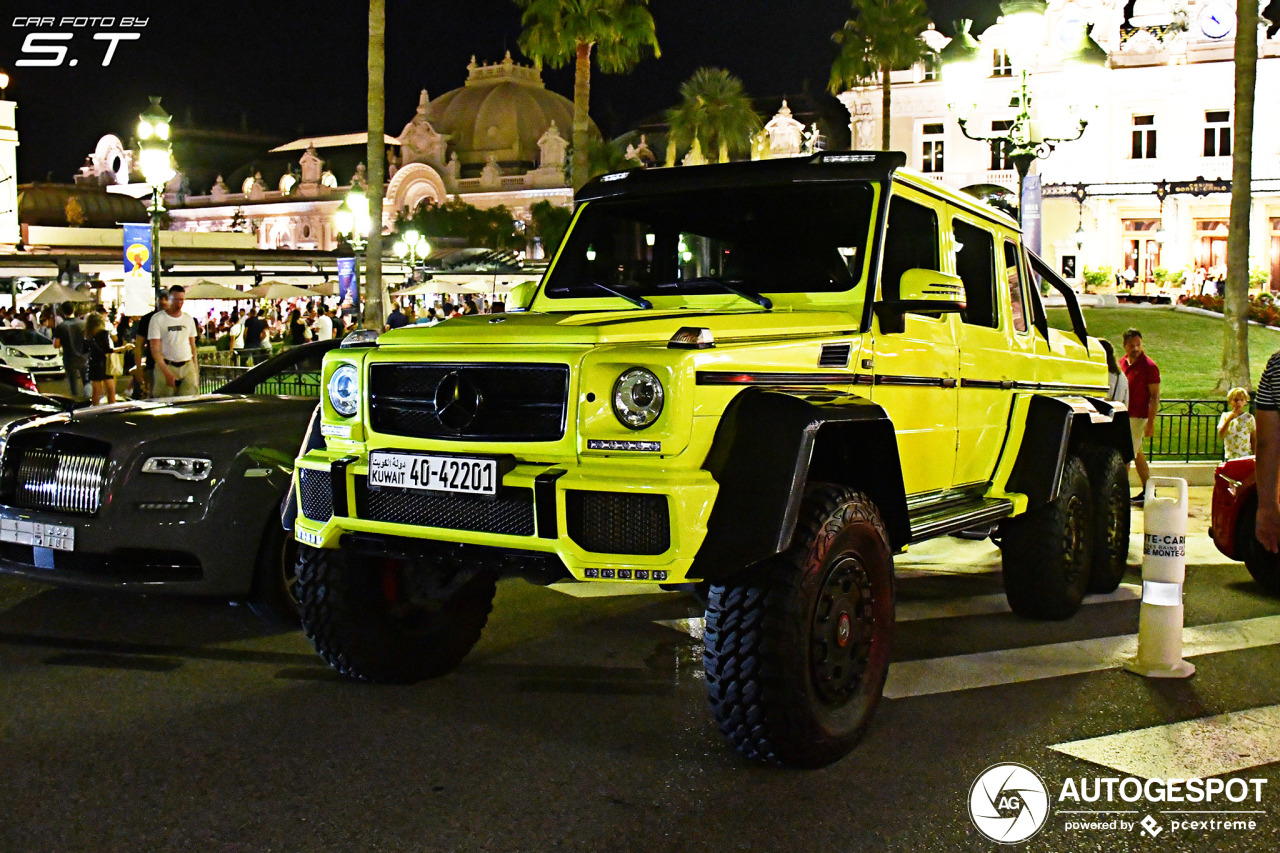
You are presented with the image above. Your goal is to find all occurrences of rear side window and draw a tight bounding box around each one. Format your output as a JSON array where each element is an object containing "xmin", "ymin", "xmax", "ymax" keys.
[
  {"xmin": 880, "ymin": 196, "xmax": 940, "ymax": 303},
  {"xmin": 953, "ymin": 218, "xmax": 997, "ymax": 328},
  {"xmin": 1005, "ymin": 241, "xmax": 1028, "ymax": 333}
]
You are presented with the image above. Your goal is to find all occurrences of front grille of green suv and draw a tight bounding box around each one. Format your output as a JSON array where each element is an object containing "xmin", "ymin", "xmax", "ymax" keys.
[{"xmin": 369, "ymin": 363, "xmax": 570, "ymax": 441}]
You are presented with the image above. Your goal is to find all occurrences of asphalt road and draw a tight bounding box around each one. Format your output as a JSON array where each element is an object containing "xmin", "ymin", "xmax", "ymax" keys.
[{"xmin": 2, "ymin": 494, "xmax": 1279, "ymax": 852}]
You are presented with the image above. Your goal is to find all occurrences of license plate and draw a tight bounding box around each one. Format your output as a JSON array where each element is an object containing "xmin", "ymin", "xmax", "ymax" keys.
[
  {"xmin": 368, "ymin": 452, "xmax": 499, "ymax": 496},
  {"xmin": 0, "ymin": 519, "xmax": 75, "ymax": 552}
]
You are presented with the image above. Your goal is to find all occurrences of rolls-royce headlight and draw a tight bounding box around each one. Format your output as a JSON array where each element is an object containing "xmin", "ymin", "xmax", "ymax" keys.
[
  {"xmin": 327, "ymin": 364, "xmax": 360, "ymax": 417},
  {"xmin": 612, "ymin": 368, "xmax": 664, "ymax": 430},
  {"xmin": 143, "ymin": 457, "xmax": 212, "ymax": 481}
]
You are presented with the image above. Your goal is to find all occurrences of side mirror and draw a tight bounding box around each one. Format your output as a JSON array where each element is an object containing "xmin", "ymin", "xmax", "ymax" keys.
[
  {"xmin": 875, "ymin": 269, "xmax": 966, "ymax": 331},
  {"xmin": 507, "ymin": 281, "xmax": 538, "ymax": 312}
]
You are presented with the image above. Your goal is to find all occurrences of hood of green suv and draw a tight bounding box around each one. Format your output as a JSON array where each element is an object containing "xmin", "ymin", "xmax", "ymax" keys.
[{"xmin": 377, "ymin": 309, "xmax": 860, "ymax": 347}]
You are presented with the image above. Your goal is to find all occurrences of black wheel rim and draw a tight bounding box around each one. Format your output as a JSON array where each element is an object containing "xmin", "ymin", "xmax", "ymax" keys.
[
  {"xmin": 1064, "ymin": 493, "xmax": 1087, "ymax": 585},
  {"xmin": 810, "ymin": 554, "xmax": 874, "ymax": 704}
]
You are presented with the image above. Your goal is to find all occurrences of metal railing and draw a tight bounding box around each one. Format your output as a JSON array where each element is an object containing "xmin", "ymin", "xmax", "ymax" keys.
[
  {"xmin": 1144, "ymin": 399, "xmax": 1233, "ymax": 462},
  {"xmin": 197, "ymin": 365, "xmax": 320, "ymax": 397}
]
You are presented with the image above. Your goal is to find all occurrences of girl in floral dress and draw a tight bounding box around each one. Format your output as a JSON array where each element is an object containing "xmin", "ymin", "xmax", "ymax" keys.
[{"xmin": 1217, "ymin": 387, "xmax": 1257, "ymax": 460}]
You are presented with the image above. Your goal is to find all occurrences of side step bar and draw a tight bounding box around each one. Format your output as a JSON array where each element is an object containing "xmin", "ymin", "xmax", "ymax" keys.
[{"xmin": 907, "ymin": 498, "xmax": 1014, "ymax": 544}]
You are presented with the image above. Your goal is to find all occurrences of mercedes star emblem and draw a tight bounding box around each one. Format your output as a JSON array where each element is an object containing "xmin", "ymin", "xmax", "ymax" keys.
[{"xmin": 433, "ymin": 371, "xmax": 483, "ymax": 431}]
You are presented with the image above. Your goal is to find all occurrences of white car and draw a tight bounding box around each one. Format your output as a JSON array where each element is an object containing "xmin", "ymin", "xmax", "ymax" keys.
[{"xmin": 0, "ymin": 328, "xmax": 64, "ymax": 377}]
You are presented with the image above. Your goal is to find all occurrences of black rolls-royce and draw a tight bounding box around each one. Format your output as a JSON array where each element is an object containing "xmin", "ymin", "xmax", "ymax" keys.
[{"xmin": 0, "ymin": 340, "xmax": 339, "ymax": 621}]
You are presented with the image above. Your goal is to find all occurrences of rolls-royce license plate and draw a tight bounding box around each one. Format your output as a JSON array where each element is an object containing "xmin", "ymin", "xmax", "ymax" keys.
[
  {"xmin": 0, "ymin": 519, "xmax": 75, "ymax": 552},
  {"xmin": 368, "ymin": 451, "xmax": 498, "ymax": 497}
]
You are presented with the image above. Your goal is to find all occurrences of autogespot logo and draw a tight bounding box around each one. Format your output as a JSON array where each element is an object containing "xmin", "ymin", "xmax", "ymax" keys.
[{"xmin": 969, "ymin": 763, "xmax": 1052, "ymax": 844}]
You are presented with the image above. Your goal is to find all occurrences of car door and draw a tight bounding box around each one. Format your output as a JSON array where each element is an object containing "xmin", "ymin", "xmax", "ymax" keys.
[
  {"xmin": 951, "ymin": 210, "xmax": 1014, "ymax": 486},
  {"xmin": 870, "ymin": 187, "xmax": 958, "ymax": 496}
]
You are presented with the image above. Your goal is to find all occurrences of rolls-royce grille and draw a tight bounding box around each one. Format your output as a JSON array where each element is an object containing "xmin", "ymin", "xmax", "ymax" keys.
[
  {"xmin": 354, "ymin": 476, "xmax": 535, "ymax": 536},
  {"xmin": 565, "ymin": 491, "xmax": 670, "ymax": 555},
  {"xmin": 10, "ymin": 448, "xmax": 107, "ymax": 515},
  {"xmin": 369, "ymin": 363, "xmax": 569, "ymax": 441},
  {"xmin": 298, "ymin": 469, "xmax": 333, "ymax": 523}
]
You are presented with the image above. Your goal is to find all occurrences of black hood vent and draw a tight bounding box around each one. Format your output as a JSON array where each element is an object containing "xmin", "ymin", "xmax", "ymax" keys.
[{"xmin": 819, "ymin": 343, "xmax": 851, "ymax": 368}]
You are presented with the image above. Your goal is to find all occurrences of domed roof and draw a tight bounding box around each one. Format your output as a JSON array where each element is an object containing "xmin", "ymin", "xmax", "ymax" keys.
[
  {"xmin": 18, "ymin": 185, "xmax": 148, "ymax": 227},
  {"xmin": 426, "ymin": 52, "xmax": 586, "ymax": 170}
]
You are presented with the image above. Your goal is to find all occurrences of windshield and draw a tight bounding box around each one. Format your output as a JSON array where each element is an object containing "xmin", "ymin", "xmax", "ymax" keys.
[
  {"xmin": 0, "ymin": 329, "xmax": 53, "ymax": 347},
  {"xmin": 543, "ymin": 183, "xmax": 875, "ymax": 303}
]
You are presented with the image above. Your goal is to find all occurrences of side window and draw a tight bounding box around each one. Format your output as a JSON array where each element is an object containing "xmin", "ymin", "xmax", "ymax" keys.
[
  {"xmin": 953, "ymin": 218, "xmax": 998, "ymax": 328},
  {"xmin": 880, "ymin": 196, "xmax": 940, "ymax": 304},
  {"xmin": 1005, "ymin": 241, "xmax": 1029, "ymax": 333}
]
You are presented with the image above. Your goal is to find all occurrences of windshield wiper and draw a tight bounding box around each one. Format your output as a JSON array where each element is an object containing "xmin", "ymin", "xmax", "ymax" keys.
[
  {"xmin": 580, "ymin": 281, "xmax": 651, "ymax": 309},
  {"xmin": 673, "ymin": 276, "xmax": 772, "ymax": 310}
]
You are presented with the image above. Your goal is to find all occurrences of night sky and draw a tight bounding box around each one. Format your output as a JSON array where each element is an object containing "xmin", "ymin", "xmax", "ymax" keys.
[{"xmin": 1, "ymin": 0, "xmax": 1275, "ymax": 185}]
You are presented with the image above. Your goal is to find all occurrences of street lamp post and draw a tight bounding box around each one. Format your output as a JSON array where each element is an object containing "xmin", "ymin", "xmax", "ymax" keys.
[
  {"xmin": 334, "ymin": 188, "xmax": 372, "ymax": 322},
  {"xmin": 392, "ymin": 229, "xmax": 431, "ymax": 282},
  {"xmin": 940, "ymin": 5, "xmax": 1107, "ymax": 225},
  {"xmin": 137, "ymin": 96, "xmax": 174, "ymax": 305}
]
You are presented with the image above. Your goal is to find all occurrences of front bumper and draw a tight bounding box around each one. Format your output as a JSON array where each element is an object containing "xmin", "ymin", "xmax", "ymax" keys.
[
  {"xmin": 293, "ymin": 449, "xmax": 719, "ymax": 583},
  {"xmin": 0, "ymin": 503, "xmax": 261, "ymax": 597}
]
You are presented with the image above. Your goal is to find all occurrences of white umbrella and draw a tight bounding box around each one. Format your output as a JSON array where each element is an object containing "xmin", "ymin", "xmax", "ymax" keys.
[
  {"xmin": 246, "ymin": 281, "xmax": 318, "ymax": 300},
  {"xmin": 309, "ymin": 281, "xmax": 337, "ymax": 297},
  {"xmin": 23, "ymin": 281, "xmax": 95, "ymax": 306},
  {"xmin": 183, "ymin": 280, "xmax": 248, "ymax": 300}
]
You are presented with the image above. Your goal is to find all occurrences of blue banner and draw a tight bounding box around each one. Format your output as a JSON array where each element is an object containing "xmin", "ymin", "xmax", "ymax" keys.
[
  {"xmin": 123, "ymin": 222, "xmax": 152, "ymax": 273},
  {"xmin": 337, "ymin": 257, "xmax": 357, "ymax": 307},
  {"xmin": 1021, "ymin": 175, "xmax": 1042, "ymax": 258}
]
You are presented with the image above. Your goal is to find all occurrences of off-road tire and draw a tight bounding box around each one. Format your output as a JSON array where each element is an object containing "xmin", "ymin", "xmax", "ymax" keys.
[
  {"xmin": 295, "ymin": 544, "xmax": 496, "ymax": 683},
  {"xmin": 703, "ymin": 486, "xmax": 895, "ymax": 768},
  {"xmin": 1000, "ymin": 455, "xmax": 1094, "ymax": 620},
  {"xmin": 248, "ymin": 502, "xmax": 301, "ymax": 624},
  {"xmin": 1080, "ymin": 445, "xmax": 1131, "ymax": 594},
  {"xmin": 1236, "ymin": 498, "xmax": 1280, "ymax": 596}
]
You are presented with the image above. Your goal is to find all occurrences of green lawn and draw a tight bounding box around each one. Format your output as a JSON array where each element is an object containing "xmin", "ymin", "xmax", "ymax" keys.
[{"xmin": 1047, "ymin": 307, "xmax": 1280, "ymax": 399}]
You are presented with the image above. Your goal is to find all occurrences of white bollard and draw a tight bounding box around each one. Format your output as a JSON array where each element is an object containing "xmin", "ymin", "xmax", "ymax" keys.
[{"xmin": 1125, "ymin": 477, "xmax": 1195, "ymax": 678}]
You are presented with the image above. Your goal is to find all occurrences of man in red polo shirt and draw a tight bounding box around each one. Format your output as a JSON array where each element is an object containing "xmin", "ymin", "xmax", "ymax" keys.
[{"xmin": 1121, "ymin": 327, "xmax": 1160, "ymax": 505}]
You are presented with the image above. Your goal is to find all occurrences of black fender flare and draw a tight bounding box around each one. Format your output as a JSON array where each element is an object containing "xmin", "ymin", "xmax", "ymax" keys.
[
  {"xmin": 691, "ymin": 389, "xmax": 909, "ymax": 582},
  {"xmin": 1004, "ymin": 394, "xmax": 1132, "ymax": 510},
  {"xmin": 281, "ymin": 403, "xmax": 324, "ymax": 532}
]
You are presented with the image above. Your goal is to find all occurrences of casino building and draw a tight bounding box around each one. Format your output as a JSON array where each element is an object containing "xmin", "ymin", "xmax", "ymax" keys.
[
  {"xmin": 836, "ymin": 0, "xmax": 1280, "ymax": 292},
  {"xmin": 78, "ymin": 52, "xmax": 582, "ymax": 255}
]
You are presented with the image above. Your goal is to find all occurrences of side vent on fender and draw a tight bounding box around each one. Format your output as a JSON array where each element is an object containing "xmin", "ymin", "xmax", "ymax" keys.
[{"xmin": 819, "ymin": 343, "xmax": 852, "ymax": 368}]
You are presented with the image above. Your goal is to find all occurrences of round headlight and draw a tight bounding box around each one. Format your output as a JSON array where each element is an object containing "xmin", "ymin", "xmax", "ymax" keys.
[
  {"xmin": 327, "ymin": 364, "xmax": 360, "ymax": 417},
  {"xmin": 612, "ymin": 368, "xmax": 664, "ymax": 430}
]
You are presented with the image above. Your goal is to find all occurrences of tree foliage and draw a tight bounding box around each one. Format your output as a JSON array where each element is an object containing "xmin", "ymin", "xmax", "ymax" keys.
[
  {"xmin": 530, "ymin": 200, "xmax": 574, "ymax": 256},
  {"xmin": 515, "ymin": 0, "xmax": 660, "ymax": 191},
  {"xmin": 404, "ymin": 199, "xmax": 522, "ymax": 251},
  {"xmin": 829, "ymin": 0, "xmax": 931, "ymax": 150},
  {"xmin": 666, "ymin": 67, "xmax": 762, "ymax": 164}
]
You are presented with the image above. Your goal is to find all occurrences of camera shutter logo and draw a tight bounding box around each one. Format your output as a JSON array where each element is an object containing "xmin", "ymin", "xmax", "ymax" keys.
[{"xmin": 969, "ymin": 763, "xmax": 1052, "ymax": 844}]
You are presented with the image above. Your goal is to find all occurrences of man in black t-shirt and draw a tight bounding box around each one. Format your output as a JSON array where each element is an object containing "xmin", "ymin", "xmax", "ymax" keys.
[
  {"xmin": 242, "ymin": 308, "xmax": 268, "ymax": 366},
  {"xmin": 133, "ymin": 293, "xmax": 168, "ymax": 398},
  {"xmin": 51, "ymin": 301, "xmax": 88, "ymax": 397}
]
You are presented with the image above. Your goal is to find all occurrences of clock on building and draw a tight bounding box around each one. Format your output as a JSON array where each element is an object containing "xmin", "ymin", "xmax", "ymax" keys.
[{"xmin": 1197, "ymin": 1, "xmax": 1235, "ymax": 39}]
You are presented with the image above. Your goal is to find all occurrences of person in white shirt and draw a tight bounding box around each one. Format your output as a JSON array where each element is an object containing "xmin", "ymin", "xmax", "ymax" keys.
[
  {"xmin": 314, "ymin": 306, "xmax": 335, "ymax": 341},
  {"xmin": 148, "ymin": 285, "xmax": 200, "ymax": 398},
  {"xmin": 228, "ymin": 308, "xmax": 246, "ymax": 357}
]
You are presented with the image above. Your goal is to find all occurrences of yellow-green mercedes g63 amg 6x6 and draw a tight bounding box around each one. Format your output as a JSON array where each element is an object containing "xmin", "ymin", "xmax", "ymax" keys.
[{"xmin": 288, "ymin": 152, "xmax": 1132, "ymax": 767}]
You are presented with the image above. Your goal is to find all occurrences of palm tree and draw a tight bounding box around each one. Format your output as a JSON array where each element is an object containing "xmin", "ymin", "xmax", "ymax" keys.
[
  {"xmin": 829, "ymin": 0, "xmax": 932, "ymax": 150},
  {"xmin": 1217, "ymin": 0, "xmax": 1258, "ymax": 392},
  {"xmin": 364, "ymin": 0, "xmax": 386, "ymax": 330},
  {"xmin": 666, "ymin": 67, "xmax": 762, "ymax": 164},
  {"xmin": 515, "ymin": 0, "xmax": 660, "ymax": 192},
  {"xmin": 585, "ymin": 133, "xmax": 631, "ymax": 180}
]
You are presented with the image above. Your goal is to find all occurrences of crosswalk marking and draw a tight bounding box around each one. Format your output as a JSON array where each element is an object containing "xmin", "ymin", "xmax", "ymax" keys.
[
  {"xmin": 895, "ymin": 583, "xmax": 1141, "ymax": 622},
  {"xmin": 651, "ymin": 584, "xmax": 1142, "ymax": 639},
  {"xmin": 883, "ymin": 615, "xmax": 1280, "ymax": 699},
  {"xmin": 1050, "ymin": 704, "xmax": 1280, "ymax": 779}
]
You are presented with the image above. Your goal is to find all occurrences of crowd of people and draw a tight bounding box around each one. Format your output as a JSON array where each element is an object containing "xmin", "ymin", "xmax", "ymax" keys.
[{"xmin": 0, "ymin": 288, "xmax": 508, "ymax": 406}]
